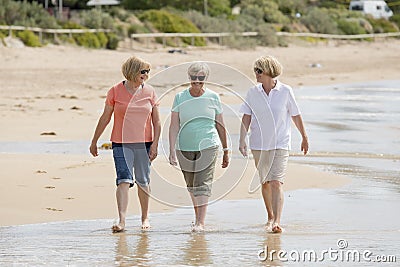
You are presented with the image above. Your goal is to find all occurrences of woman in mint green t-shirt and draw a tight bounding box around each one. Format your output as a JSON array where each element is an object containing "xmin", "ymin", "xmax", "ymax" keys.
[{"xmin": 169, "ymin": 62, "xmax": 230, "ymax": 232}]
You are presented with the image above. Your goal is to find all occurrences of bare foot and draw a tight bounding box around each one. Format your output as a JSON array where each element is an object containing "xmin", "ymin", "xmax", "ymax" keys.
[
  {"xmin": 272, "ymin": 224, "xmax": 283, "ymax": 234},
  {"xmin": 265, "ymin": 220, "xmax": 273, "ymax": 232},
  {"xmin": 191, "ymin": 224, "xmax": 205, "ymax": 233},
  {"xmin": 141, "ymin": 218, "xmax": 151, "ymax": 230},
  {"xmin": 112, "ymin": 223, "xmax": 125, "ymax": 233}
]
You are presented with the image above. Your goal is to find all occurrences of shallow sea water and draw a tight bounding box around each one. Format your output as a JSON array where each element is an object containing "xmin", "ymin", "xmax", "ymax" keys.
[
  {"xmin": 1, "ymin": 184, "xmax": 399, "ymax": 266},
  {"xmin": 1, "ymin": 80, "xmax": 399, "ymax": 266}
]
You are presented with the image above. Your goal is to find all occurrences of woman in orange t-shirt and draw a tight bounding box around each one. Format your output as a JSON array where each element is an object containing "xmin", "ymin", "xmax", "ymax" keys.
[{"xmin": 90, "ymin": 56, "xmax": 161, "ymax": 233}]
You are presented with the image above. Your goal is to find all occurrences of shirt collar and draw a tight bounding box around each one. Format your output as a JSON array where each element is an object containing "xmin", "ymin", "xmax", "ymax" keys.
[{"xmin": 257, "ymin": 80, "xmax": 280, "ymax": 92}]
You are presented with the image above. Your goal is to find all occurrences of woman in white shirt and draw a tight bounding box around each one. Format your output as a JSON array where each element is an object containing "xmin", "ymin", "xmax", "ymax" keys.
[{"xmin": 239, "ymin": 55, "xmax": 309, "ymax": 233}]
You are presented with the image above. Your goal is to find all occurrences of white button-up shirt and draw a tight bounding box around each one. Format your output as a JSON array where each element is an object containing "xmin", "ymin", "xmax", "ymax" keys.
[{"xmin": 239, "ymin": 81, "xmax": 301, "ymax": 151}]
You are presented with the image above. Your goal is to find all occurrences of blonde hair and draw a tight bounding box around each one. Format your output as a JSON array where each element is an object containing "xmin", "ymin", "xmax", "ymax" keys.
[
  {"xmin": 254, "ymin": 55, "xmax": 283, "ymax": 78},
  {"xmin": 187, "ymin": 62, "xmax": 210, "ymax": 78},
  {"xmin": 121, "ymin": 56, "xmax": 151, "ymax": 82}
]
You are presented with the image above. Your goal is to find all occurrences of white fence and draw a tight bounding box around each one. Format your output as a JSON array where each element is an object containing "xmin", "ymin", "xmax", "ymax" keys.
[
  {"xmin": 2, "ymin": 25, "xmax": 399, "ymax": 47},
  {"xmin": 0, "ymin": 25, "xmax": 111, "ymax": 43},
  {"xmin": 130, "ymin": 31, "xmax": 400, "ymax": 47}
]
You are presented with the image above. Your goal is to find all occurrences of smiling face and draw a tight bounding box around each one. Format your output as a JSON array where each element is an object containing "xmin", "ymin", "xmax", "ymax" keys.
[
  {"xmin": 187, "ymin": 62, "xmax": 210, "ymax": 91},
  {"xmin": 190, "ymin": 71, "xmax": 206, "ymax": 89},
  {"xmin": 137, "ymin": 67, "xmax": 150, "ymax": 84},
  {"xmin": 254, "ymin": 66, "xmax": 271, "ymax": 84}
]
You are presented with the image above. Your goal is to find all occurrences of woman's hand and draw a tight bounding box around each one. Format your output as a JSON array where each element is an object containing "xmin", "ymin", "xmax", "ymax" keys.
[
  {"xmin": 301, "ymin": 137, "xmax": 309, "ymax": 155},
  {"xmin": 149, "ymin": 143, "xmax": 158, "ymax": 161},
  {"xmin": 239, "ymin": 140, "xmax": 248, "ymax": 157},
  {"xmin": 222, "ymin": 152, "xmax": 229, "ymax": 168},
  {"xmin": 169, "ymin": 151, "xmax": 178, "ymax": 166},
  {"xmin": 90, "ymin": 142, "xmax": 98, "ymax": 157}
]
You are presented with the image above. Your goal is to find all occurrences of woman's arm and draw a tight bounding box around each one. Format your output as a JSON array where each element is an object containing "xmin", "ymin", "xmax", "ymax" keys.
[
  {"xmin": 168, "ymin": 111, "xmax": 180, "ymax": 165},
  {"xmin": 149, "ymin": 105, "xmax": 161, "ymax": 161},
  {"xmin": 90, "ymin": 104, "xmax": 114, "ymax": 157},
  {"xmin": 215, "ymin": 113, "xmax": 229, "ymax": 168},
  {"xmin": 239, "ymin": 114, "xmax": 251, "ymax": 157},
  {"xmin": 292, "ymin": 114, "xmax": 309, "ymax": 155}
]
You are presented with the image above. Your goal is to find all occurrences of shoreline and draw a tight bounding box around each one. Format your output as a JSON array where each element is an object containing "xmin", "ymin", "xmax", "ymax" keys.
[
  {"xmin": 2, "ymin": 40, "xmax": 399, "ymax": 226},
  {"xmin": 0, "ymin": 153, "xmax": 350, "ymax": 227}
]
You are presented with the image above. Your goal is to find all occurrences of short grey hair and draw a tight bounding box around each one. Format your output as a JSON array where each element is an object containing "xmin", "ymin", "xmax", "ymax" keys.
[{"xmin": 187, "ymin": 62, "xmax": 210, "ymax": 78}]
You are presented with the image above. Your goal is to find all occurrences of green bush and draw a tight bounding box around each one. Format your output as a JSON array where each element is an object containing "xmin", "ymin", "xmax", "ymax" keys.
[
  {"xmin": 182, "ymin": 10, "xmax": 244, "ymax": 33},
  {"xmin": 262, "ymin": 1, "xmax": 290, "ymax": 24},
  {"xmin": 107, "ymin": 7, "xmax": 131, "ymax": 22},
  {"xmin": 96, "ymin": 32, "xmax": 108, "ymax": 48},
  {"xmin": 277, "ymin": 0, "xmax": 307, "ymax": 18},
  {"xmin": 390, "ymin": 14, "xmax": 400, "ymax": 29},
  {"xmin": 74, "ymin": 32, "xmax": 101, "ymax": 48},
  {"xmin": 128, "ymin": 24, "xmax": 151, "ymax": 36},
  {"xmin": 60, "ymin": 21, "xmax": 85, "ymax": 29},
  {"xmin": 301, "ymin": 7, "xmax": 338, "ymax": 34},
  {"xmin": 79, "ymin": 9, "xmax": 115, "ymax": 29},
  {"xmin": 139, "ymin": 10, "xmax": 205, "ymax": 46},
  {"xmin": 58, "ymin": 34, "xmax": 76, "ymax": 45},
  {"xmin": 255, "ymin": 23, "xmax": 279, "ymax": 47},
  {"xmin": 0, "ymin": 0, "xmax": 59, "ymax": 28},
  {"xmin": 106, "ymin": 32, "xmax": 119, "ymax": 50},
  {"xmin": 16, "ymin": 30, "xmax": 41, "ymax": 47},
  {"xmin": 123, "ymin": 0, "xmax": 231, "ymax": 17},
  {"xmin": 367, "ymin": 17, "xmax": 399, "ymax": 33},
  {"xmin": 337, "ymin": 19, "xmax": 367, "ymax": 35}
]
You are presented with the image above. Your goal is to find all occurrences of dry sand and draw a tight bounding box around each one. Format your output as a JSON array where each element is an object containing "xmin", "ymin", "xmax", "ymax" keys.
[{"xmin": 1, "ymin": 39, "xmax": 399, "ymax": 226}]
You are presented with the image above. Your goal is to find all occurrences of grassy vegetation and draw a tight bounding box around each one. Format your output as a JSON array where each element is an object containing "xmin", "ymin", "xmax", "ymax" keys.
[{"xmin": 0, "ymin": 0, "xmax": 399, "ymax": 49}]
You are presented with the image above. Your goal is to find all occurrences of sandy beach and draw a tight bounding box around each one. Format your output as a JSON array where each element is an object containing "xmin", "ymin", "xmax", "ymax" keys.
[{"xmin": 1, "ymin": 39, "xmax": 400, "ymax": 227}]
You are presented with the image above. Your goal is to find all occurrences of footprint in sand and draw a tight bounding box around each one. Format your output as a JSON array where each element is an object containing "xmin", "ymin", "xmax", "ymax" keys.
[
  {"xmin": 40, "ymin": 132, "xmax": 56, "ymax": 136},
  {"xmin": 46, "ymin": 207, "xmax": 63, "ymax": 212},
  {"xmin": 44, "ymin": 186, "xmax": 55, "ymax": 189}
]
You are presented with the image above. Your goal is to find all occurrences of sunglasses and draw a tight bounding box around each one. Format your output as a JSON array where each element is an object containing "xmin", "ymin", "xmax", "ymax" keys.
[
  {"xmin": 190, "ymin": 75, "xmax": 206, "ymax": 81},
  {"xmin": 254, "ymin": 67, "xmax": 263, "ymax": 75},
  {"xmin": 140, "ymin": 69, "xmax": 150, "ymax": 74}
]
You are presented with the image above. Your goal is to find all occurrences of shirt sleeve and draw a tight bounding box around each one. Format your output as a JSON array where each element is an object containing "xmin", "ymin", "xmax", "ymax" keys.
[
  {"xmin": 171, "ymin": 93, "xmax": 180, "ymax": 112},
  {"xmin": 105, "ymin": 87, "xmax": 115, "ymax": 106},
  {"xmin": 214, "ymin": 94, "xmax": 223, "ymax": 115},
  {"xmin": 150, "ymin": 89, "xmax": 159, "ymax": 107},
  {"xmin": 239, "ymin": 91, "xmax": 252, "ymax": 115},
  {"xmin": 287, "ymin": 87, "xmax": 301, "ymax": 116}
]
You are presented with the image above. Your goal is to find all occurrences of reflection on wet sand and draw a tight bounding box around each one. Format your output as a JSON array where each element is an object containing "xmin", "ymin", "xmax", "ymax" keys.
[
  {"xmin": 258, "ymin": 233, "xmax": 282, "ymax": 266},
  {"xmin": 114, "ymin": 232, "xmax": 150, "ymax": 267},
  {"xmin": 181, "ymin": 233, "xmax": 212, "ymax": 266}
]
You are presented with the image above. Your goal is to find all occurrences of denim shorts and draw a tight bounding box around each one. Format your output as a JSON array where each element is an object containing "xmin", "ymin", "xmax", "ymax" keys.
[{"xmin": 112, "ymin": 142, "xmax": 152, "ymax": 188}]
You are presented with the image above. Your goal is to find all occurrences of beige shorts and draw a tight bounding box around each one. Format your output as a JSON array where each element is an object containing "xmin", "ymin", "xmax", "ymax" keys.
[
  {"xmin": 251, "ymin": 149, "xmax": 289, "ymax": 184},
  {"xmin": 176, "ymin": 146, "xmax": 218, "ymax": 197}
]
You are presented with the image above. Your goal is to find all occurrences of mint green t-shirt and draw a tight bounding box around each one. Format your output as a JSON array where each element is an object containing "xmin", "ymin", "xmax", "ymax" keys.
[{"xmin": 172, "ymin": 88, "xmax": 223, "ymax": 151}]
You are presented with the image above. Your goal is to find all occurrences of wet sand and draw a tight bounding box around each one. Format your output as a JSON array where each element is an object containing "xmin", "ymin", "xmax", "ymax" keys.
[{"xmin": 1, "ymin": 40, "xmax": 400, "ymax": 266}]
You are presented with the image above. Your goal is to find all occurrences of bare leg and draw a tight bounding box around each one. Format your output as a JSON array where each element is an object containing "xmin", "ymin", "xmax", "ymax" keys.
[
  {"xmin": 113, "ymin": 183, "xmax": 130, "ymax": 232},
  {"xmin": 193, "ymin": 195, "xmax": 208, "ymax": 232},
  {"xmin": 270, "ymin": 180, "xmax": 284, "ymax": 233},
  {"xmin": 261, "ymin": 182, "xmax": 274, "ymax": 231},
  {"xmin": 189, "ymin": 192, "xmax": 198, "ymax": 225},
  {"xmin": 138, "ymin": 185, "xmax": 151, "ymax": 230}
]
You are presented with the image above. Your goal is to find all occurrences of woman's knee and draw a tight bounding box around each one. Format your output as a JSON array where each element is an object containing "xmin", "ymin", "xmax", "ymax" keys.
[{"xmin": 269, "ymin": 180, "xmax": 282, "ymax": 189}]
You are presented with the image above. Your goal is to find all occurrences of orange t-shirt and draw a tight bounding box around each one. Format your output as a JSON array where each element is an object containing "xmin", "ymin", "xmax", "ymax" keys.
[{"xmin": 105, "ymin": 81, "xmax": 158, "ymax": 143}]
